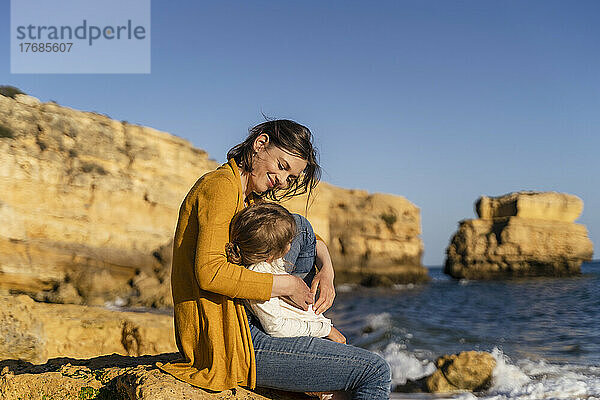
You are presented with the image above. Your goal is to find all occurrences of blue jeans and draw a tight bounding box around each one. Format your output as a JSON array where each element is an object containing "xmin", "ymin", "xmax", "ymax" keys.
[
  {"xmin": 284, "ymin": 214, "xmax": 318, "ymax": 284},
  {"xmin": 249, "ymin": 214, "xmax": 392, "ymax": 399}
]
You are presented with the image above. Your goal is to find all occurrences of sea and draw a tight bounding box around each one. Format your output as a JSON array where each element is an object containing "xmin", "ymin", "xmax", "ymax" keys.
[{"xmin": 329, "ymin": 261, "xmax": 600, "ymax": 399}]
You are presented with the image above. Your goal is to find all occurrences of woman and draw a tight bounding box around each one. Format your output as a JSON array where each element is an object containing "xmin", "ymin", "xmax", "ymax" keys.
[{"xmin": 158, "ymin": 120, "xmax": 391, "ymax": 399}]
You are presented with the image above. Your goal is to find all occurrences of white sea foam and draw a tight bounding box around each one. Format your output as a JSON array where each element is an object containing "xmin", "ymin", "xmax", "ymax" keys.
[
  {"xmin": 393, "ymin": 283, "xmax": 416, "ymax": 290},
  {"xmin": 335, "ymin": 283, "xmax": 357, "ymax": 293},
  {"xmin": 381, "ymin": 341, "xmax": 436, "ymax": 386},
  {"xmin": 365, "ymin": 312, "xmax": 392, "ymax": 330},
  {"xmin": 487, "ymin": 348, "xmax": 531, "ymax": 393},
  {"xmin": 480, "ymin": 348, "xmax": 600, "ymax": 399},
  {"xmin": 454, "ymin": 394, "xmax": 479, "ymax": 400}
]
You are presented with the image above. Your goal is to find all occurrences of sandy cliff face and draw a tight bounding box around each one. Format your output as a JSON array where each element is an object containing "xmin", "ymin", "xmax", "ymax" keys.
[
  {"xmin": 282, "ymin": 188, "xmax": 426, "ymax": 286},
  {"xmin": 0, "ymin": 93, "xmax": 426, "ymax": 307},
  {"xmin": 445, "ymin": 192, "xmax": 594, "ymax": 279},
  {"xmin": 0, "ymin": 94, "xmax": 217, "ymax": 306}
]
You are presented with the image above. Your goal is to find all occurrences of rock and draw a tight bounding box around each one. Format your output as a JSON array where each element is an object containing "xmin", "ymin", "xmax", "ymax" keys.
[
  {"xmin": 40, "ymin": 281, "xmax": 84, "ymax": 305},
  {"xmin": 395, "ymin": 351, "xmax": 496, "ymax": 394},
  {"xmin": 283, "ymin": 189, "xmax": 428, "ymax": 285},
  {"xmin": 445, "ymin": 192, "xmax": 594, "ymax": 279},
  {"xmin": 0, "ymin": 295, "xmax": 176, "ymax": 364},
  {"xmin": 0, "ymin": 94, "xmax": 427, "ymax": 308},
  {"xmin": 0, "ymin": 295, "xmax": 47, "ymax": 364},
  {"xmin": 0, "ymin": 94, "xmax": 217, "ymax": 308},
  {"xmin": 13, "ymin": 94, "xmax": 41, "ymax": 107},
  {"xmin": 425, "ymin": 351, "xmax": 496, "ymax": 392},
  {"xmin": 0, "ymin": 365, "xmax": 103, "ymax": 400},
  {"xmin": 111, "ymin": 366, "xmax": 307, "ymax": 400},
  {"xmin": 476, "ymin": 191, "xmax": 583, "ymax": 222},
  {"xmin": 0, "ymin": 354, "xmax": 310, "ymax": 400}
]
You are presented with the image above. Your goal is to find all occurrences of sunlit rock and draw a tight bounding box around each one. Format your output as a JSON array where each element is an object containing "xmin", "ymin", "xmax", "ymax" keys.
[{"xmin": 446, "ymin": 192, "xmax": 593, "ymax": 279}]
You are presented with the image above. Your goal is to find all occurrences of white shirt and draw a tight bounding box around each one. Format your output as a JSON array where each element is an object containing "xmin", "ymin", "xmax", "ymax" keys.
[{"xmin": 244, "ymin": 258, "xmax": 332, "ymax": 338}]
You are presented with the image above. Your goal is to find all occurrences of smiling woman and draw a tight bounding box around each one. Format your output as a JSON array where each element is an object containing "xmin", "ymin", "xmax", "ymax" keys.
[{"xmin": 157, "ymin": 119, "xmax": 391, "ymax": 399}]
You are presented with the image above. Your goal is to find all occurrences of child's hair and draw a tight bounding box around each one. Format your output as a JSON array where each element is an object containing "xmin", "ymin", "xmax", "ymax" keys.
[{"xmin": 226, "ymin": 203, "xmax": 297, "ymax": 266}]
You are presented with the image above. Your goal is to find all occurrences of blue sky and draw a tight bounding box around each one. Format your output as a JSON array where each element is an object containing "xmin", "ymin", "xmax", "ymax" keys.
[{"xmin": 1, "ymin": 0, "xmax": 598, "ymax": 265}]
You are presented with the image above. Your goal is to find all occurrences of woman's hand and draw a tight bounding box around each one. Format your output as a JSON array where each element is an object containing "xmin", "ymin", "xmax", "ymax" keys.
[
  {"xmin": 326, "ymin": 326, "xmax": 346, "ymax": 344},
  {"xmin": 311, "ymin": 266, "xmax": 335, "ymax": 315},
  {"xmin": 313, "ymin": 239, "xmax": 336, "ymax": 314},
  {"xmin": 272, "ymin": 274, "xmax": 314, "ymax": 311}
]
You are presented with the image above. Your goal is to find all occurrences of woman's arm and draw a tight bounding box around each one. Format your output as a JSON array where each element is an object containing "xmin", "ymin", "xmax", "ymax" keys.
[
  {"xmin": 311, "ymin": 239, "xmax": 336, "ymax": 314},
  {"xmin": 192, "ymin": 175, "xmax": 274, "ymax": 301}
]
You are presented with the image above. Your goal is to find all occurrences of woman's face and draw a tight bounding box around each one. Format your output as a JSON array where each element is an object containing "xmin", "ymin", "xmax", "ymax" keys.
[{"xmin": 248, "ymin": 135, "xmax": 308, "ymax": 194}]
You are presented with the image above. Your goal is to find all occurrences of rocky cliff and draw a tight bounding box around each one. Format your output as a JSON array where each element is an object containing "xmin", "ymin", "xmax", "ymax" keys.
[
  {"xmin": 445, "ymin": 192, "xmax": 594, "ymax": 279},
  {"xmin": 281, "ymin": 188, "xmax": 426, "ymax": 286},
  {"xmin": 0, "ymin": 92, "xmax": 426, "ymax": 308}
]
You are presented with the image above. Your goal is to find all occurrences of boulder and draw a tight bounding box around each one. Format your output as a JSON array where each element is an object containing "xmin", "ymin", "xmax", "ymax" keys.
[
  {"xmin": 425, "ymin": 351, "xmax": 496, "ymax": 392},
  {"xmin": 446, "ymin": 192, "xmax": 593, "ymax": 279},
  {"xmin": 395, "ymin": 351, "xmax": 496, "ymax": 394}
]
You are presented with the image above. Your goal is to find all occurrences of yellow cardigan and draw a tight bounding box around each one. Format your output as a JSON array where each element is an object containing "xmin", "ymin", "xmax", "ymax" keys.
[{"xmin": 157, "ymin": 158, "xmax": 274, "ymax": 391}]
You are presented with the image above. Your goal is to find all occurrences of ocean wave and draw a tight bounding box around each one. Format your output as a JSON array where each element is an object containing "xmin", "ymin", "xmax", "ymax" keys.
[
  {"xmin": 483, "ymin": 348, "xmax": 600, "ymax": 399},
  {"xmin": 380, "ymin": 341, "xmax": 436, "ymax": 386},
  {"xmin": 385, "ymin": 346, "xmax": 600, "ymax": 399},
  {"xmin": 365, "ymin": 312, "xmax": 393, "ymax": 330}
]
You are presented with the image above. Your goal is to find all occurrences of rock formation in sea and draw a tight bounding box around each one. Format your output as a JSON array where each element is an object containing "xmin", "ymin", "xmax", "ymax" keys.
[
  {"xmin": 445, "ymin": 191, "xmax": 594, "ymax": 279},
  {"xmin": 0, "ymin": 92, "xmax": 427, "ymax": 308}
]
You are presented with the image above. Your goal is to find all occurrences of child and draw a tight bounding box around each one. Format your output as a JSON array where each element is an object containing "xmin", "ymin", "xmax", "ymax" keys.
[{"xmin": 225, "ymin": 203, "xmax": 346, "ymax": 344}]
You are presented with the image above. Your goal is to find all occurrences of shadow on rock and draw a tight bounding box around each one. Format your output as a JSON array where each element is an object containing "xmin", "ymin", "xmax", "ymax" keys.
[
  {"xmin": 0, "ymin": 352, "xmax": 180, "ymax": 375},
  {"xmin": 0, "ymin": 353, "xmax": 312, "ymax": 399}
]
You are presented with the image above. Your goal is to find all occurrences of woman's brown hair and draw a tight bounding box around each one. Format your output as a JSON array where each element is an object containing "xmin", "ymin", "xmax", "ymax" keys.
[
  {"xmin": 227, "ymin": 119, "xmax": 321, "ymax": 202},
  {"xmin": 225, "ymin": 203, "xmax": 296, "ymax": 266}
]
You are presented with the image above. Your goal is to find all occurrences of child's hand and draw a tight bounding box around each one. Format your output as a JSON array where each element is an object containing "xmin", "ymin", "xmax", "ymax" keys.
[{"xmin": 326, "ymin": 326, "xmax": 346, "ymax": 344}]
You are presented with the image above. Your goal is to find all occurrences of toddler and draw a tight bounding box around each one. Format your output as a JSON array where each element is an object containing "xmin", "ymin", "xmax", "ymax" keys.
[{"xmin": 225, "ymin": 202, "xmax": 345, "ymax": 344}]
